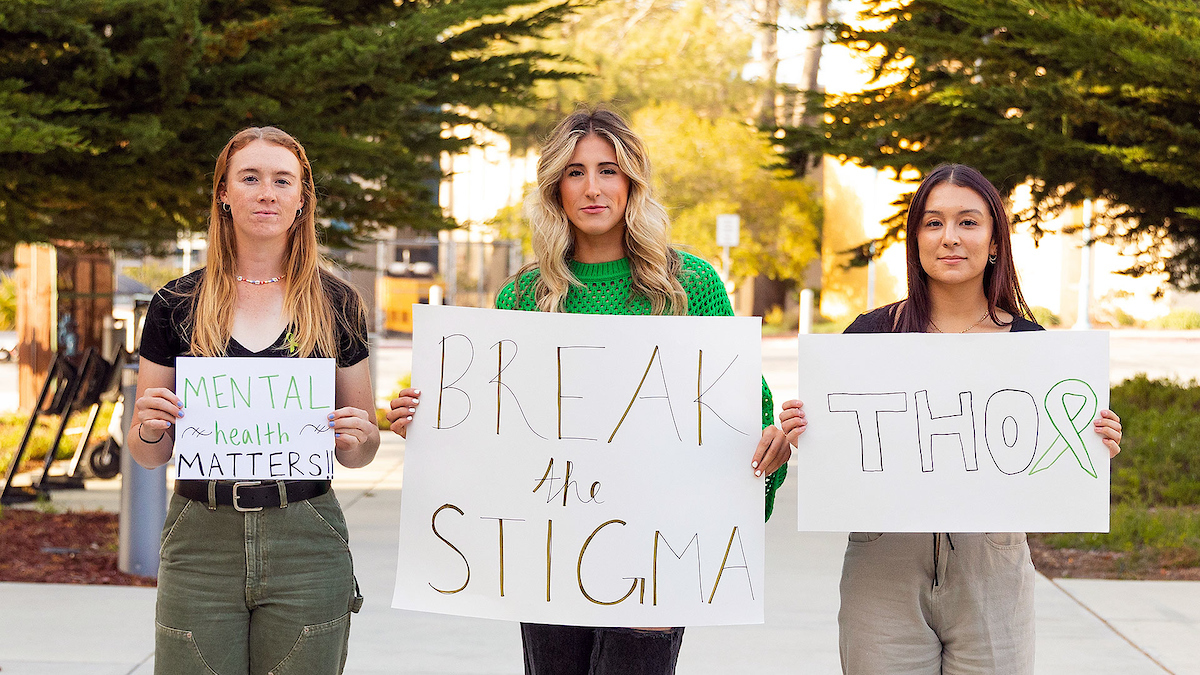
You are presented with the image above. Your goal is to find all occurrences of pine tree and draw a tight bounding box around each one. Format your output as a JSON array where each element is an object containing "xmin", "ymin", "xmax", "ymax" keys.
[
  {"xmin": 0, "ymin": 0, "xmax": 577, "ymax": 249},
  {"xmin": 786, "ymin": 0, "xmax": 1200, "ymax": 289}
]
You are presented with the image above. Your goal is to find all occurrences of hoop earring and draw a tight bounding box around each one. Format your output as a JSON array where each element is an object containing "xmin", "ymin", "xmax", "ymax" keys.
[
  {"xmin": 221, "ymin": 202, "xmax": 230, "ymax": 213},
  {"xmin": 296, "ymin": 207, "xmax": 303, "ymax": 218},
  {"xmin": 988, "ymin": 254, "xmax": 997, "ymax": 264}
]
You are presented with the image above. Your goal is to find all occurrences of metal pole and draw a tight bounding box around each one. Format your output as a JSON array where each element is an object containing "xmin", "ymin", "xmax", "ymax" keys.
[
  {"xmin": 866, "ymin": 243, "xmax": 877, "ymax": 311},
  {"xmin": 1073, "ymin": 200, "xmax": 1093, "ymax": 330},
  {"xmin": 118, "ymin": 362, "xmax": 167, "ymax": 577}
]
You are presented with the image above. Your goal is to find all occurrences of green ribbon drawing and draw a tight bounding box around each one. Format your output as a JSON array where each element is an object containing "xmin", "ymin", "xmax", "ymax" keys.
[{"xmin": 1029, "ymin": 378, "xmax": 1098, "ymax": 478}]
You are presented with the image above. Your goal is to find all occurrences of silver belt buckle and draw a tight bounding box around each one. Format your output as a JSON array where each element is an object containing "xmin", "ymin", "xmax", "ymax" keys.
[{"xmin": 232, "ymin": 481, "xmax": 263, "ymax": 512}]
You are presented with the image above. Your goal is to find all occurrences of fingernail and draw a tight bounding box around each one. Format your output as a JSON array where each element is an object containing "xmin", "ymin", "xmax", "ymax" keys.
[
  {"xmin": 755, "ymin": 470, "xmax": 763, "ymax": 476},
  {"xmin": 329, "ymin": 423, "xmax": 335, "ymax": 429},
  {"xmin": 414, "ymin": 389, "xmax": 421, "ymax": 395},
  {"xmin": 409, "ymin": 407, "xmax": 415, "ymax": 413},
  {"xmin": 751, "ymin": 461, "xmax": 759, "ymax": 468},
  {"xmin": 407, "ymin": 416, "xmax": 412, "ymax": 421},
  {"xmin": 335, "ymin": 433, "xmax": 341, "ymax": 437},
  {"xmin": 327, "ymin": 413, "xmax": 334, "ymax": 420},
  {"xmin": 177, "ymin": 411, "xmax": 184, "ymax": 418}
]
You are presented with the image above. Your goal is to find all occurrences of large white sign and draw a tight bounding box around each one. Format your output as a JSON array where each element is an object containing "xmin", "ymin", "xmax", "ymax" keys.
[
  {"xmin": 794, "ymin": 332, "xmax": 1110, "ymax": 533},
  {"xmin": 174, "ymin": 357, "xmax": 336, "ymax": 480},
  {"xmin": 393, "ymin": 305, "xmax": 766, "ymax": 626}
]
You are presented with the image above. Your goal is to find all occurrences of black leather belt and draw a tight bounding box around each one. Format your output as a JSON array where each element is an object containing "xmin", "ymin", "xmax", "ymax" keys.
[{"xmin": 175, "ymin": 480, "xmax": 331, "ymax": 511}]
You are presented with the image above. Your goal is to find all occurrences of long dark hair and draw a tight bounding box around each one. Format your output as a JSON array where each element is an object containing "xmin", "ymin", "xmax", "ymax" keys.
[{"xmin": 896, "ymin": 164, "xmax": 1033, "ymax": 333}]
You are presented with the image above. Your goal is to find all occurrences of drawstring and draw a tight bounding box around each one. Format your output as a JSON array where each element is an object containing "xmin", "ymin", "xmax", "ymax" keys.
[{"xmin": 932, "ymin": 533, "xmax": 956, "ymax": 589}]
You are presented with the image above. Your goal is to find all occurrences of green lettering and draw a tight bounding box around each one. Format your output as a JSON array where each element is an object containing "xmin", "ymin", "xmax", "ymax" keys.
[
  {"xmin": 213, "ymin": 374, "xmax": 228, "ymax": 408},
  {"xmin": 230, "ymin": 376, "xmax": 252, "ymax": 408},
  {"xmin": 284, "ymin": 376, "xmax": 303, "ymax": 409},
  {"xmin": 183, "ymin": 377, "xmax": 210, "ymax": 408},
  {"xmin": 259, "ymin": 374, "xmax": 279, "ymax": 407}
]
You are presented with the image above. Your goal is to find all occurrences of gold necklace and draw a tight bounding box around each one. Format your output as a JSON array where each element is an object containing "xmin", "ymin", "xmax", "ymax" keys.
[{"xmin": 929, "ymin": 310, "xmax": 990, "ymax": 334}]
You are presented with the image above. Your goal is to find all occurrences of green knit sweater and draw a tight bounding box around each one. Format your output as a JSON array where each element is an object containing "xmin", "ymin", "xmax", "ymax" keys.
[{"xmin": 495, "ymin": 250, "xmax": 787, "ymax": 520}]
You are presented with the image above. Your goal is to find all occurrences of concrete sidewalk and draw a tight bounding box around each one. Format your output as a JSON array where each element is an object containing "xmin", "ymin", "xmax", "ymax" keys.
[{"xmin": 1, "ymin": 437, "xmax": 1197, "ymax": 674}]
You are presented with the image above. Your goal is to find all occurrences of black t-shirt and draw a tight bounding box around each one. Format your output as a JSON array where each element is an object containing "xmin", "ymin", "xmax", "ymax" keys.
[
  {"xmin": 845, "ymin": 301, "xmax": 1044, "ymax": 334},
  {"xmin": 139, "ymin": 269, "xmax": 369, "ymax": 368}
]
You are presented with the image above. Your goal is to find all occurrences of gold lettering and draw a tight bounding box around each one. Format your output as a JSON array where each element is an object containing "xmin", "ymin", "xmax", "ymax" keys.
[
  {"xmin": 577, "ymin": 520, "xmax": 637, "ymax": 605},
  {"xmin": 428, "ymin": 504, "xmax": 470, "ymax": 594}
]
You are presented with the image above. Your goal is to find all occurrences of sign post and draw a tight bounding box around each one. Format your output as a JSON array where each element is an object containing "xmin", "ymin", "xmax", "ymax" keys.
[{"xmin": 715, "ymin": 214, "xmax": 740, "ymax": 282}]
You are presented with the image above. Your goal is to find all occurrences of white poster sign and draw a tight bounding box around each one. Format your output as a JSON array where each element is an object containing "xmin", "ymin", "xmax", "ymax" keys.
[
  {"xmin": 393, "ymin": 305, "xmax": 765, "ymax": 626},
  {"xmin": 174, "ymin": 357, "xmax": 336, "ymax": 480},
  {"xmin": 794, "ymin": 332, "xmax": 1110, "ymax": 533}
]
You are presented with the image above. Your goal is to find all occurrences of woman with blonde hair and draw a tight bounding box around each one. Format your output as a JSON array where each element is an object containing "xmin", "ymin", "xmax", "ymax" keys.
[
  {"xmin": 130, "ymin": 126, "xmax": 379, "ymax": 675},
  {"xmin": 388, "ymin": 106, "xmax": 790, "ymax": 674}
]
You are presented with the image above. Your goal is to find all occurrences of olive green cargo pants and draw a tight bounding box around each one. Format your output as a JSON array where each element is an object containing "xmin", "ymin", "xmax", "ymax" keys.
[{"xmin": 154, "ymin": 490, "xmax": 361, "ymax": 675}]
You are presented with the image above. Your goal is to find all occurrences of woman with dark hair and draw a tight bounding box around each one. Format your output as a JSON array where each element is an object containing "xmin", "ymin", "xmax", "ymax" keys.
[
  {"xmin": 779, "ymin": 164, "xmax": 1123, "ymax": 674},
  {"xmin": 389, "ymin": 106, "xmax": 790, "ymax": 674},
  {"xmin": 130, "ymin": 126, "xmax": 379, "ymax": 675}
]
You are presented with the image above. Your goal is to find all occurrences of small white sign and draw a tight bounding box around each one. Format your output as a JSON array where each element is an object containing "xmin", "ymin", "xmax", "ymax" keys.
[
  {"xmin": 393, "ymin": 305, "xmax": 766, "ymax": 627},
  {"xmin": 716, "ymin": 214, "xmax": 740, "ymax": 247},
  {"xmin": 794, "ymin": 331, "xmax": 1110, "ymax": 533},
  {"xmin": 174, "ymin": 357, "xmax": 336, "ymax": 480}
]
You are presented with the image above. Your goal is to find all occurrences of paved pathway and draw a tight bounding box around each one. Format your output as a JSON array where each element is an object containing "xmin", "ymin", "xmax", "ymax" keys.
[{"xmin": 3, "ymin": 436, "xmax": 1199, "ymax": 674}]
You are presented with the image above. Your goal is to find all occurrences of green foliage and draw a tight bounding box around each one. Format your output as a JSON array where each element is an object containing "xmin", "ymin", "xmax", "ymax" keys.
[
  {"xmin": 1108, "ymin": 375, "xmax": 1200, "ymax": 506},
  {"xmin": 490, "ymin": 0, "xmax": 761, "ymax": 147},
  {"xmin": 1147, "ymin": 309, "xmax": 1200, "ymax": 329},
  {"xmin": 122, "ymin": 263, "xmax": 183, "ymax": 293},
  {"xmin": 0, "ymin": 271, "xmax": 15, "ymax": 330},
  {"xmin": 636, "ymin": 104, "xmax": 821, "ymax": 283},
  {"xmin": 789, "ymin": 0, "xmax": 1200, "ymax": 289},
  {"xmin": 0, "ymin": 0, "xmax": 579, "ymax": 249},
  {"xmin": 761, "ymin": 306, "xmax": 798, "ymax": 336},
  {"xmin": 1030, "ymin": 306, "xmax": 1060, "ymax": 327},
  {"xmin": 0, "ymin": 404, "xmax": 115, "ymax": 474}
]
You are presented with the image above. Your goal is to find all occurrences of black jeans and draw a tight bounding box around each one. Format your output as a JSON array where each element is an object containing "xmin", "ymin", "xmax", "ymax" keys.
[{"xmin": 521, "ymin": 623, "xmax": 685, "ymax": 675}]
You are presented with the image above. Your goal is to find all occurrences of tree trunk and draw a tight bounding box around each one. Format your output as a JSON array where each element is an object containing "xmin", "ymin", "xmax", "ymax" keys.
[
  {"xmin": 754, "ymin": 0, "xmax": 781, "ymax": 128},
  {"xmin": 792, "ymin": 0, "xmax": 830, "ymax": 128}
]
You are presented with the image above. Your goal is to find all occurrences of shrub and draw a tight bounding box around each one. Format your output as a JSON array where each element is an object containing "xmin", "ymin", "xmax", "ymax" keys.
[
  {"xmin": 1147, "ymin": 309, "xmax": 1200, "ymax": 330},
  {"xmin": 1030, "ymin": 306, "xmax": 1060, "ymax": 327},
  {"xmin": 1109, "ymin": 375, "xmax": 1200, "ymax": 506}
]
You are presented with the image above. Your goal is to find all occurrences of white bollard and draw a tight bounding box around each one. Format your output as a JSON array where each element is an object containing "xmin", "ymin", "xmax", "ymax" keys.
[
  {"xmin": 428, "ymin": 284, "xmax": 444, "ymax": 306},
  {"xmin": 799, "ymin": 288, "xmax": 815, "ymax": 334}
]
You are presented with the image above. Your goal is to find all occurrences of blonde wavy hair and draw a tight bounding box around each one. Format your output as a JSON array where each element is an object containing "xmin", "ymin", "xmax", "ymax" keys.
[
  {"xmin": 514, "ymin": 107, "xmax": 688, "ymax": 315},
  {"xmin": 187, "ymin": 126, "xmax": 365, "ymax": 360}
]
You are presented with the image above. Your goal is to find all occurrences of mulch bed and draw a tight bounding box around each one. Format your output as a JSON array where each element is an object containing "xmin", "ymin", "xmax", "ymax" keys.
[
  {"xmin": 1028, "ymin": 538, "xmax": 1200, "ymax": 581},
  {"xmin": 0, "ymin": 509, "xmax": 156, "ymax": 587},
  {"xmin": 3, "ymin": 509, "xmax": 1197, "ymax": 585}
]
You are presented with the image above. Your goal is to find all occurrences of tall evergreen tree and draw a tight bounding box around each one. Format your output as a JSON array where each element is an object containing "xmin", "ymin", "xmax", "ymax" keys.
[
  {"xmin": 786, "ymin": 0, "xmax": 1200, "ymax": 289},
  {"xmin": 0, "ymin": 0, "xmax": 577, "ymax": 248}
]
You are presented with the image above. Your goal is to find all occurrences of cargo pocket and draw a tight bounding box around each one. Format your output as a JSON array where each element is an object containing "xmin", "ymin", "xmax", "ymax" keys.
[
  {"xmin": 154, "ymin": 622, "xmax": 220, "ymax": 675},
  {"xmin": 984, "ymin": 532, "xmax": 1028, "ymax": 550},
  {"xmin": 159, "ymin": 497, "xmax": 195, "ymax": 560},
  {"xmin": 268, "ymin": 612, "xmax": 352, "ymax": 675}
]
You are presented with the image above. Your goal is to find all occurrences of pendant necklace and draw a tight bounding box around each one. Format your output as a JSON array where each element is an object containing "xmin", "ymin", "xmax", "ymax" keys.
[{"xmin": 929, "ymin": 310, "xmax": 990, "ymax": 334}]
